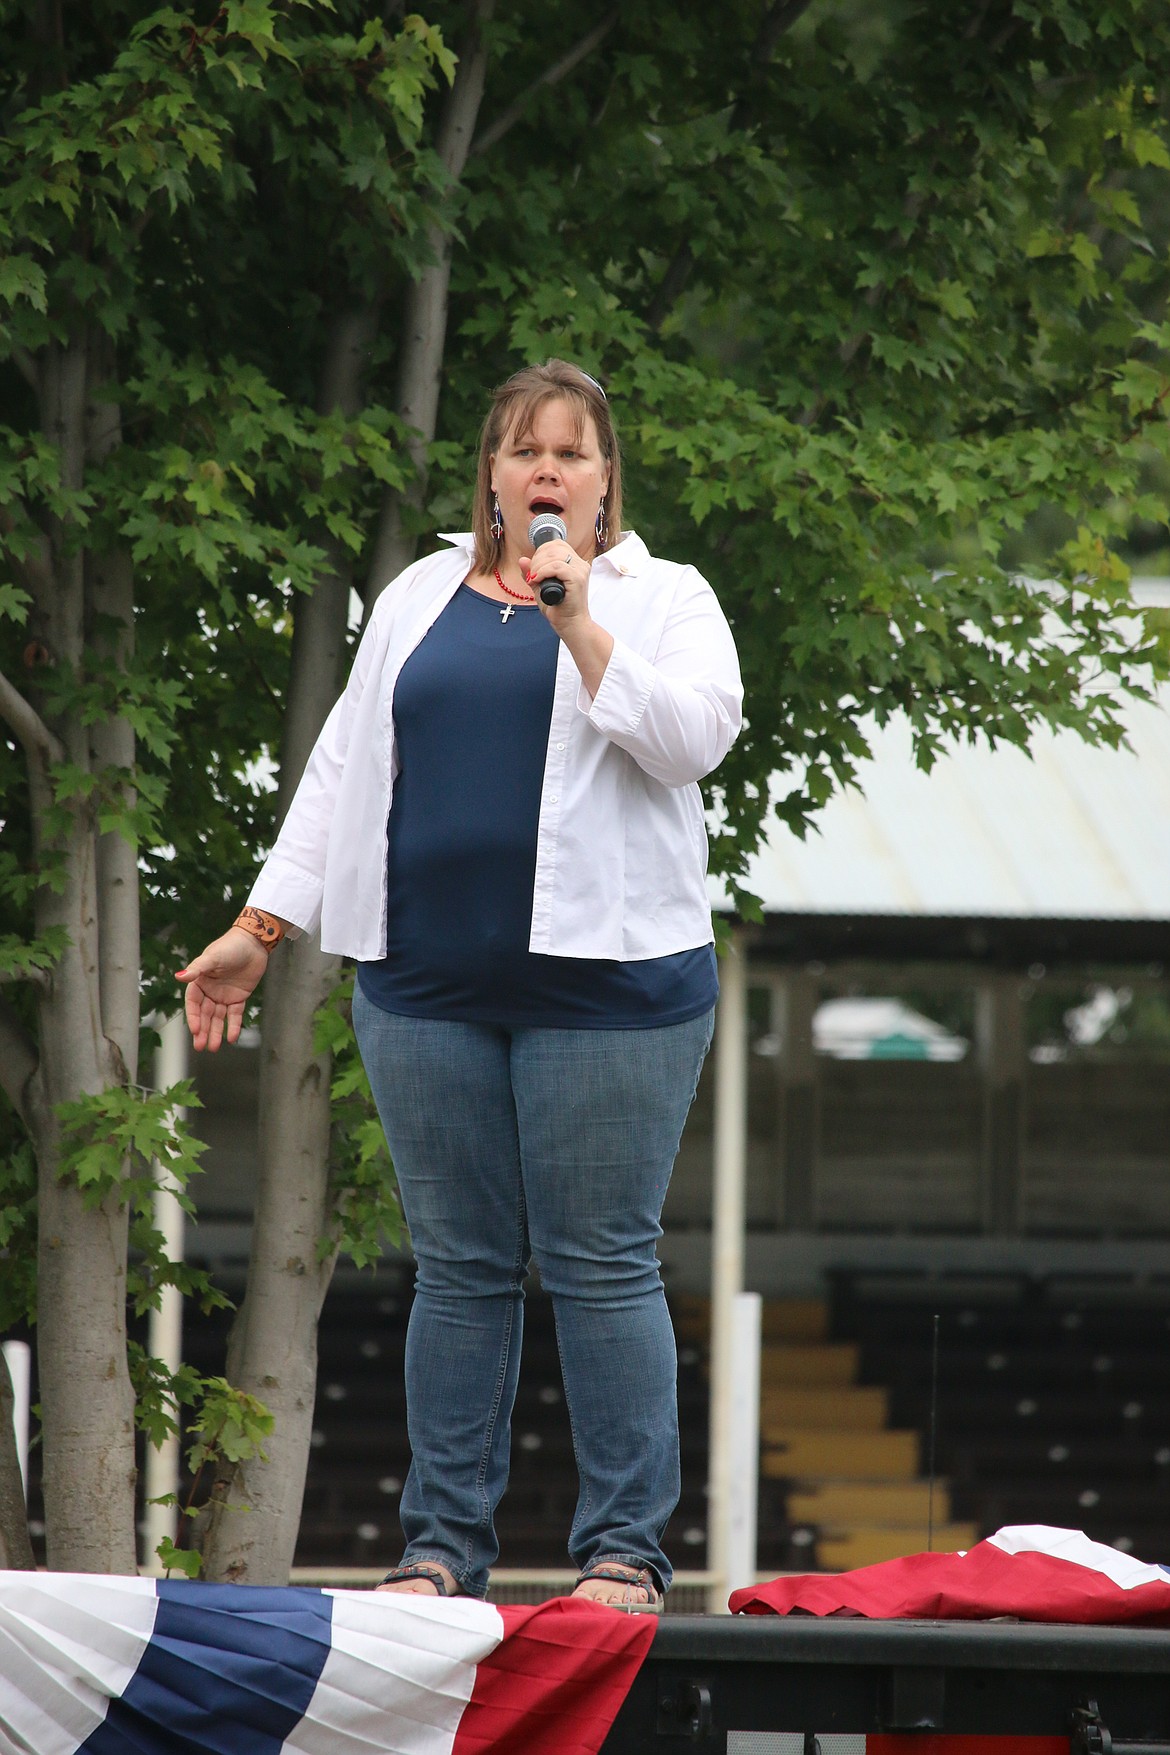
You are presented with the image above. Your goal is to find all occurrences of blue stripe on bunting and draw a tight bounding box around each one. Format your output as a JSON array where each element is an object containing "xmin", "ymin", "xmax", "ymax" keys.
[{"xmin": 80, "ymin": 1581, "xmax": 333, "ymax": 1755}]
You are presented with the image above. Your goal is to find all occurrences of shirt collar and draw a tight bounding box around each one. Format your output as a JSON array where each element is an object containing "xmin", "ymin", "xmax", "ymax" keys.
[{"xmin": 595, "ymin": 530, "xmax": 648, "ymax": 576}]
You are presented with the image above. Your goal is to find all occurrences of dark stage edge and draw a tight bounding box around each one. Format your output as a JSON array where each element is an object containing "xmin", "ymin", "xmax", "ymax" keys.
[{"xmin": 601, "ymin": 1616, "xmax": 1170, "ymax": 1749}]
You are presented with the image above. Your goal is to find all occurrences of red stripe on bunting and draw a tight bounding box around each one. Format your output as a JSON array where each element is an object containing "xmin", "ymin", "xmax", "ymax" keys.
[{"xmin": 453, "ymin": 1597, "xmax": 655, "ymax": 1755}]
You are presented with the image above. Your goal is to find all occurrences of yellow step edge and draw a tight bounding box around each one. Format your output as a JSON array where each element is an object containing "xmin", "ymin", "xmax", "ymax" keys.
[
  {"xmin": 759, "ymin": 1344, "xmax": 859, "ymax": 1386},
  {"xmin": 817, "ymin": 1524, "xmax": 980, "ymax": 1570},
  {"xmin": 787, "ymin": 1481, "xmax": 953, "ymax": 1526},
  {"xmin": 760, "ymin": 1385, "xmax": 888, "ymax": 1431},
  {"xmin": 761, "ymin": 1428, "xmax": 919, "ymax": 1481},
  {"xmin": 761, "ymin": 1299, "xmax": 830, "ymax": 1343},
  {"xmin": 670, "ymin": 1298, "xmax": 831, "ymax": 1345}
]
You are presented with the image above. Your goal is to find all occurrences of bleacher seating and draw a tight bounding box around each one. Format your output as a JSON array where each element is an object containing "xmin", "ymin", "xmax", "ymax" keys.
[
  {"xmin": 20, "ymin": 1265, "xmax": 1168, "ymax": 1581},
  {"xmin": 829, "ymin": 1270, "xmax": 1170, "ymax": 1565},
  {"xmin": 679, "ymin": 1274, "xmax": 1170, "ymax": 1572}
]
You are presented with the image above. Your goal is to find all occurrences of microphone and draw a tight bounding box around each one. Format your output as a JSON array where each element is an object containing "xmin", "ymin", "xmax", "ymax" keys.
[{"xmin": 528, "ymin": 511, "xmax": 568, "ymax": 605}]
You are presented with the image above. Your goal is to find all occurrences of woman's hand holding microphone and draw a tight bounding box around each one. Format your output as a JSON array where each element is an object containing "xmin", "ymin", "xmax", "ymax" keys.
[
  {"xmin": 520, "ymin": 522, "xmax": 614, "ymax": 698},
  {"xmin": 520, "ymin": 513, "xmax": 590, "ymax": 616}
]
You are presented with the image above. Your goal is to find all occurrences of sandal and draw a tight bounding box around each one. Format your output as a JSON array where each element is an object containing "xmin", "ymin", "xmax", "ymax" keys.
[
  {"xmin": 377, "ymin": 1562, "xmax": 460, "ymax": 1596},
  {"xmin": 572, "ymin": 1561, "xmax": 664, "ymax": 1614}
]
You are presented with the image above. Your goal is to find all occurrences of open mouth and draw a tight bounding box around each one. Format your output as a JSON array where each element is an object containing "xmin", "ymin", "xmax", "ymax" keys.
[{"xmin": 529, "ymin": 497, "xmax": 564, "ymax": 515}]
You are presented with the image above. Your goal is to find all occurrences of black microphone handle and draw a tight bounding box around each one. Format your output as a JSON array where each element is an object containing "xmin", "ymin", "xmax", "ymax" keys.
[{"xmin": 529, "ymin": 516, "xmax": 569, "ymax": 605}]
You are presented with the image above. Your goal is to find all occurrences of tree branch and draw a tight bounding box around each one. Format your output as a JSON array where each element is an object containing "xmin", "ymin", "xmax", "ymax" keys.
[
  {"xmin": 436, "ymin": 0, "xmax": 495, "ymax": 180},
  {"xmin": 83, "ymin": 344, "xmax": 142, "ymax": 1081},
  {"xmin": 0, "ymin": 994, "xmax": 39, "ymax": 1131},
  {"xmin": 363, "ymin": 0, "xmax": 495, "ymax": 607},
  {"xmin": 746, "ymin": 0, "xmax": 818, "ymax": 78},
  {"xmin": 470, "ymin": 9, "xmax": 620, "ymax": 157},
  {"xmin": 316, "ymin": 304, "xmax": 381, "ymax": 421},
  {"xmin": 11, "ymin": 348, "xmax": 38, "ymax": 392},
  {"xmin": 0, "ymin": 505, "xmax": 56, "ymax": 606},
  {"xmin": 962, "ymin": 0, "xmax": 994, "ymax": 40},
  {"xmin": 646, "ymin": 0, "xmax": 816, "ymax": 333},
  {"xmin": 0, "ymin": 667, "xmax": 65, "ymax": 765},
  {"xmin": 275, "ymin": 308, "xmax": 376, "ymax": 818}
]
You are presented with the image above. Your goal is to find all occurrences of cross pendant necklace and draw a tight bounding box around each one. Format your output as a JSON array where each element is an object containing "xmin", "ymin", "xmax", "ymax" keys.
[{"xmin": 493, "ymin": 565, "xmax": 536, "ymax": 623}]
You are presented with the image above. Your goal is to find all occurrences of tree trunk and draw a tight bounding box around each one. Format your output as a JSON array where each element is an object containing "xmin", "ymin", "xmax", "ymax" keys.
[
  {"xmin": 198, "ymin": 932, "xmax": 342, "ymax": 1582},
  {"xmin": 32, "ymin": 335, "xmax": 139, "ymax": 1573},
  {"xmin": 33, "ymin": 776, "xmax": 139, "ymax": 1574},
  {"xmin": 35, "ymin": 1125, "xmax": 137, "ymax": 1573},
  {"xmin": 199, "ymin": 313, "xmax": 366, "ymax": 1583}
]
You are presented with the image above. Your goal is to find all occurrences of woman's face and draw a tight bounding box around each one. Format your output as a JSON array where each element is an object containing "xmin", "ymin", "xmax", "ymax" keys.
[{"xmin": 491, "ymin": 396, "xmax": 610, "ymax": 561}]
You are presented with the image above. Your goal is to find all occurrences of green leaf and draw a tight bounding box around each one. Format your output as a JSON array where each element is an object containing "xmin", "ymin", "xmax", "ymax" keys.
[
  {"xmin": 0, "ymin": 582, "xmax": 31, "ymax": 622},
  {"xmin": 1131, "ymin": 127, "xmax": 1170, "ymax": 169},
  {"xmin": 156, "ymin": 1537, "xmax": 202, "ymax": 1579}
]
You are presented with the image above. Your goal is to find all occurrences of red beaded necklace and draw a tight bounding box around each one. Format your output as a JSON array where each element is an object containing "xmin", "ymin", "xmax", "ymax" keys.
[{"xmin": 494, "ymin": 565, "xmax": 536, "ymax": 604}]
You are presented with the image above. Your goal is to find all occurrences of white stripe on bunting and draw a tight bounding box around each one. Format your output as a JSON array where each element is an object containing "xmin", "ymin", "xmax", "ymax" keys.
[
  {"xmin": 0, "ymin": 1573, "xmax": 157, "ymax": 1755},
  {"xmin": 285, "ymin": 1591, "xmax": 503, "ymax": 1755}
]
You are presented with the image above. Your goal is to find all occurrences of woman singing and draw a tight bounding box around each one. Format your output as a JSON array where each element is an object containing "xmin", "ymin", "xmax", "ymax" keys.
[{"xmin": 179, "ymin": 359, "xmax": 743, "ymax": 1609}]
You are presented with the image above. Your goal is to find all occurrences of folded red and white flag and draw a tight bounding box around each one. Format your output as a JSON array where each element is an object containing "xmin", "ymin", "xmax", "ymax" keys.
[
  {"xmin": 730, "ymin": 1524, "xmax": 1170, "ymax": 1625},
  {"xmin": 0, "ymin": 1573, "xmax": 654, "ymax": 1755}
]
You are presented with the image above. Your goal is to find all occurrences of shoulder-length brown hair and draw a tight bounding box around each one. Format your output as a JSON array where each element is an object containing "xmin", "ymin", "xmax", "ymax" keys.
[{"xmin": 471, "ymin": 359, "xmax": 623, "ymax": 573}]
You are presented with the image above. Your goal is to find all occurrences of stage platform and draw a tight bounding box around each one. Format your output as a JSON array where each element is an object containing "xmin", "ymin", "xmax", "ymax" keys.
[{"xmin": 601, "ymin": 1615, "xmax": 1170, "ymax": 1749}]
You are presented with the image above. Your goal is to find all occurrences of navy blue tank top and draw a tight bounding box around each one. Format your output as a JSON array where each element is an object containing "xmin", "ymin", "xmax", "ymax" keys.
[{"xmin": 357, "ymin": 585, "xmax": 717, "ymax": 1028}]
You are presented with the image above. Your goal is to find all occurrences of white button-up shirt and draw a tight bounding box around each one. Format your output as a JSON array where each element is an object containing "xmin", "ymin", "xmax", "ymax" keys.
[{"xmin": 248, "ymin": 530, "xmax": 742, "ymax": 962}]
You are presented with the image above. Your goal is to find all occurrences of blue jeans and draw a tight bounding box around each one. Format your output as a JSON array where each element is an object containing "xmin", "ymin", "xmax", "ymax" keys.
[{"xmin": 352, "ymin": 985, "xmax": 714, "ymax": 1599}]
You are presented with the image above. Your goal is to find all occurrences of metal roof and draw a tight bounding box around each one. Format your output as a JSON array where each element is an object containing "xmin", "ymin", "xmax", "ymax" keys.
[{"xmin": 711, "ymin": 582, "xmax": 1170, "ymax": 924}]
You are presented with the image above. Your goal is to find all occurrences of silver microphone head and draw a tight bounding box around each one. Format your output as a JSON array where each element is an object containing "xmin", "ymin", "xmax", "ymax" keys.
[{"xmin": 528, "ymin": 511, "xmax": 567, "ymax": 548}]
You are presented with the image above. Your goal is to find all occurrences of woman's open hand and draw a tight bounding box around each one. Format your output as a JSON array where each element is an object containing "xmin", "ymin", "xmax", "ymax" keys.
[{"xmin": 176, "ymin": 929, "xmax": 271, "ymax": 1051}]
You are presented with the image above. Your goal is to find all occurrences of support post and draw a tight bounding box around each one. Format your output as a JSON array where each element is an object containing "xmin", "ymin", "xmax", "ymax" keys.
[
  {"xmin": 975, "ymin": 975, "xmax": 1025, "ymax": 1234},
  {"xmin": 707, "ymin": 929, "xmax": 748, "ymax": 1613},
  {"xmin": 725, "ymin": 1291, "xmax": 761, "ymax": 1597},
  {"xmin": 142, "ymin": 1011, "xmax": 189, "ymax": 1571},
  {"xmin": 1, "ymin": 1342, "xmax": 30, "ymax": 1501},
  {"xmin": 775, "ymin": 971, "xmax": 819, "ymax": 1228}
]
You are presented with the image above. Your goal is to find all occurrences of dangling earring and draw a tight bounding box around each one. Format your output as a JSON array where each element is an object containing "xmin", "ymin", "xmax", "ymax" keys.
[
  {"xmin": 595, "ymin": 500, "xmax": 609, "ymax": 550},
  {"xmin": 490, "ymin": 493, "xmax": 503, "ymax": 542}
]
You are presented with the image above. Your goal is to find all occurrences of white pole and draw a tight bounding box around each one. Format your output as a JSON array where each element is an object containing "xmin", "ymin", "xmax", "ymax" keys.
[
  {"xmin": 706, "ymin": 929, "xmax": 748, "ymax": 1613},
  {"xmin": 142, "ymin": 1011, "xmax": 189, "ymax": 1572},
  {"xmin": 726, "ymin": 1291, "xmax": 761, "ymax": 1596},
  {"xmin": 2, "ymin": 1340, "xmax": 30, "ymax": 1502}
]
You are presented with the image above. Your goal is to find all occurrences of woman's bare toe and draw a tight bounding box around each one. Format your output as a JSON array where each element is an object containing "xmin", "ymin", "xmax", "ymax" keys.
[{"xmin": 572, "ymin": 1563, "xmax": 662, "ymax": 1611}]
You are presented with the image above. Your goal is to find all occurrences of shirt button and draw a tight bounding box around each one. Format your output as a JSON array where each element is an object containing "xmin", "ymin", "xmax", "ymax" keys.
[
  {"xmin": 556, "ymin": 742, "xmax": 565, "ymax": 751},
  {"xmin": 550, "ymin": 795, "xmax": 559, "ymax": 804}
]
